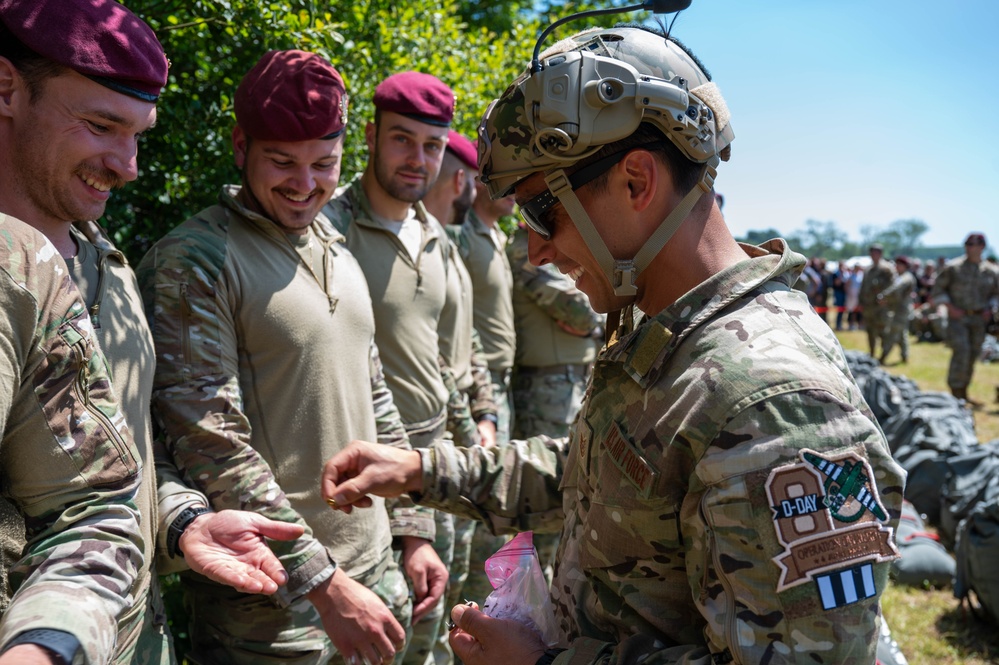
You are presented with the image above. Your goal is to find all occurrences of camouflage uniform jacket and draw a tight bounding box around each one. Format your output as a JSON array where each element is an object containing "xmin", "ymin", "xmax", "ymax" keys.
[
  {"xmin": 875, "ymin": 269, "xmax": 916, "ymax": 316},
  {"xmin": 859, "ymin": 259, "xmax": 894, "ymax": 308},
  {"xmin": 930, "ymin": 255, "xmax": 999, "ymax": 311},
  {"xmin": 448, "ymin": 210, "xmax": 517, "ymax": 373},
  {"xmin": 138, "ymin": 187, "xmax": 431, "ymax": 606},
  {"xmin": 323, "ymin": 177, "xmax": 450, "ymax": 427},
  {"xmin": 0, "ymin": 214, "xmax": 144, "ymax": 664},
  {"xmin": 507, "ymin": 226, "xmax": 602, "ymax": 368},
  {"xmin": 413, "ymin": 239, "xmax": 905, "ymax": 664}
]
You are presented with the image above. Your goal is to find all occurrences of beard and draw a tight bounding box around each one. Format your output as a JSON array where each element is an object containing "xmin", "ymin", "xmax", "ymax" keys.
[
  {"xmin": 451, "ymin": 180, "xmax": 474, "ymax": 223},
  {"xmin": 373, "ymin": 157, "xmax": 434, "ymax": 204}
]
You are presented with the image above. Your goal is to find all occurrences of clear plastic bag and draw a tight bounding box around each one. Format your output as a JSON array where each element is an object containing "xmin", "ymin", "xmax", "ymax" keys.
[{"xmin": 482, "ymin": 531, "xmax": 561, "ymax": 647}]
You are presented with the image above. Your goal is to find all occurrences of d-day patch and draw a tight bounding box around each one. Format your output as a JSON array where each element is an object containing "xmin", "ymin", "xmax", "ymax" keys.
[{"xmin": 765, "ymin": 449, "xmax": 899, "ymax": 594}]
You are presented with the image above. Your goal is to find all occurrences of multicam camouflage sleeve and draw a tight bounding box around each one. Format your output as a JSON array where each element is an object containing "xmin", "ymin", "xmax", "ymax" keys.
[
  {"xmin": 507, "ymin": 229, "xmax": 602, "ymax": 336},
  {"xmin": 0, "ymin": 216, "xmax": 144, "ymax": 664},
  {"xmin": 467, "ymin": 329, "xmax": 497, "ymax": 422},
  {"xmin": 414, "ymin": 436, "xmax": 567, "ymax": 536},
  {"xmin": 138, "ymin": 221, "xmax": 332, "ymax": 606},
  {"xmin": 439, "ymin": 352, "xmax": 479, "ymax": 449}
]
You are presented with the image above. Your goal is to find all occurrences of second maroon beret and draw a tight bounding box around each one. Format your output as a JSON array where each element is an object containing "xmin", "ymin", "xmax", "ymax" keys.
[{"xmin": 235, "ymin": 50, "xmax": 348, "ymax": 142}]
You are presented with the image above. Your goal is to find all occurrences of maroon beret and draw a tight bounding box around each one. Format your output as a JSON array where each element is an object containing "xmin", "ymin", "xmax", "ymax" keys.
[
  {"xmin": 235, "ymin": 50, "xmax": 348, "ymax": 142},
  {"xmin": 893, "ymin": 255, "xmax": 909, "ymax": 265},
  {"xmin": 0, "ymin": 0, "xmax": 167, "ymax": 102},
  {"xmin": 965, "ymin": 232, "xmax": 987, "ymax": 246},
  {"xmin": 373, "ymin": 71, "xmax": 454, "ymax": 127},
  {"xmin": 446, "ymin": 131, "xmax": 477, "ymax": 170}
]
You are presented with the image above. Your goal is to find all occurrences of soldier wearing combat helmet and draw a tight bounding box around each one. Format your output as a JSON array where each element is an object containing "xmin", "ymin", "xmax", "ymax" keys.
[{"xmin": 322, "ymin": 19, "xmax": 905, "ymax": 665}]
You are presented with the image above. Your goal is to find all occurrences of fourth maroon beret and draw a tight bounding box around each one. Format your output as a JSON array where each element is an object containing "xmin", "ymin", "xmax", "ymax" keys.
[
  {"xmin": 235, "ymin": 50, "xmax": 348, "ymax": 142},
  {"xmin": 0, "ymin": 0, "xmax": 168, "ymax": 102},
  {"xmin": 446, "ymin": 131, "xmax": 477, "ymax": 170},
  {"xmin": 373, "ymin": 71, "xmax": 455, "ymax": 127},
  {"xmin": 965, "ymin": 232, "xmax": 986, "ymax": 246}
]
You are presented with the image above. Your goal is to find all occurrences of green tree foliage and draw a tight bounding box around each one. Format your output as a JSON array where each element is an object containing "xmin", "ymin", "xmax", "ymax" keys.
[
  {"xmin": 112, "ymin": 0, "xmax": 543, "ymax": 263},
  {"xmin": 740, "ymin": 219, "xmax": 931, "ymax": 260},
  {"xmin": 787, "ymin": 219, "xmax": 848, "ymax": 259}
]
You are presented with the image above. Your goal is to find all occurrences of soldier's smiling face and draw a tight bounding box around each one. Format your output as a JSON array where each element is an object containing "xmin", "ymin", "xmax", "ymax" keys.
[
  {"xmin": 233, "ymin": 127, "xmax": 343, "ymax": 234},
  {"xmin": 4, "ymin": 68, "xmax": 156, "ymax": 228},
  {"xmin": 366, "ymin": 111, "xmax": 447, "ymax": 205}
]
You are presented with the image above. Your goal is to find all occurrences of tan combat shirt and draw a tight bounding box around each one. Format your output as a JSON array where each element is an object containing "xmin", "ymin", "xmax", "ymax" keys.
[
  {"xmin": 451, "ymin": 210, "xmax": 516, "ymax": 373},
  {"xmin": 140, "ymin": 188, "xmax": 425, "ymax": 606},
  {"xmin": 323, "ymin": 177, "xmax": 449, "ymax": 427}
]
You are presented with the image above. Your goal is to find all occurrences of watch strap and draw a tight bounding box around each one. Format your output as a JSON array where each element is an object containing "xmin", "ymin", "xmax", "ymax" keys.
[
  {"xmin": 5, "ymin": 628, "xmax": 80, "ymax": 665},
  {"xmin": 166, "ymin": 505, "xmax": 211, "ymax": 558}
]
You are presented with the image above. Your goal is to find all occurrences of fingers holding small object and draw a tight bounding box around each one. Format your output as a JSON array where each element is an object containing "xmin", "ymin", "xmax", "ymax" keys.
[{"xmin": 325, "ymin": 496, "xmax": 339, "ymax": 510}]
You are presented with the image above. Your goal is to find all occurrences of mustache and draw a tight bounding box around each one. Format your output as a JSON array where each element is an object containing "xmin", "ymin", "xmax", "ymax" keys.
[{"xmin": 75, "ymin": 166, "xmax": 126, "ymax": 190}]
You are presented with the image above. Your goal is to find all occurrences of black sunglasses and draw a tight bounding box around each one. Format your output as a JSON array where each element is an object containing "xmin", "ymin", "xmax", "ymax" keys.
[{"xmin": 518, "ymin": 145, "xmax": 655, "ymax": 240}]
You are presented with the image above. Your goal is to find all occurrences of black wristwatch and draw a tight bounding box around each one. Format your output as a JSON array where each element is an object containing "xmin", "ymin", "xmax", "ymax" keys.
[
  {"xmin": 166, "ymin": 505, "xmax": 211, "ymax": 558},
  {"xmin": 476, "ymin": 413, "xmax": 498, "ymax": 426},
  {"xmin": 535, "ymin": 648, "xmax": 566, "ymax": 665},
  {"xmin": 5, "ymin": 629, "xmax": 80, "ymax": 665}
]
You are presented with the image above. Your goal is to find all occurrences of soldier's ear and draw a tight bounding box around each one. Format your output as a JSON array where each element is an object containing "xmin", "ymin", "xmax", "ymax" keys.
[
  {"xmin": 232, "ymin": 125, "xmax": 248, "ymax": 169},
  {"xmin": 0, "ymin": 57, "xmax": 18, "ymax": 115},
  {"xmin": 453, "ymin": 168, "xmax": 466, "ymax": 197}
]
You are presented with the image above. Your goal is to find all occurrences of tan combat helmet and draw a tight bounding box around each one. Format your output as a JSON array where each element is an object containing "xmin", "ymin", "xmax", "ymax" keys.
[{"xmin": 478, "ymin": 25, "xmax": 734, "ymax": 297}]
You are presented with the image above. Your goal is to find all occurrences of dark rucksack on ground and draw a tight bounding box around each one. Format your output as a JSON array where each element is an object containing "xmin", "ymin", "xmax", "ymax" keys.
[
  {"xmin": 954, "ymin": 496, "xmax": 999, "ymax": 625},
  {"xmin": 891, "ymin": 500, "xmax": 955, "ymax": 588},
  {"xmin": 887, "ymin": 392, "xmax": 978, "ymax": 523},
  {"xmin": 939, "ymin": 442, "xmax": 999, "ymax": 549}
]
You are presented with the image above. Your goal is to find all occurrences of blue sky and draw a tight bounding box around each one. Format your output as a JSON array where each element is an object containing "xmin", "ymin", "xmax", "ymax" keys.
[{"xmin": 624, "ymin": 0, "xmax": 999, "ymax": 247}]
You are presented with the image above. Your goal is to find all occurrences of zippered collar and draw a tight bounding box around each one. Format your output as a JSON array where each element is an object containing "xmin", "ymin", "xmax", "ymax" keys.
[
  {"xmin": 71, "ymin": 220, "xmax": 127, "ymax": 330},
  {"xmin": 603, "ymin": 239, "xmax": 807, "ymax": 387}
]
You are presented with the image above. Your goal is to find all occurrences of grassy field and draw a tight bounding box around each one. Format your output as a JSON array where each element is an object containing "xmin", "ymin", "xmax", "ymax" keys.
[{"xmin": 835, "ymin": 330, "xmax": 999, "ymax": 664}]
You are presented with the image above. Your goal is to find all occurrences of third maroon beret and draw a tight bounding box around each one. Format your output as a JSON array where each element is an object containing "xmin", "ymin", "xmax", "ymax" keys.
[{"xmin": 373, "ymin": 71, "xmax": 455, "ymax": 127}]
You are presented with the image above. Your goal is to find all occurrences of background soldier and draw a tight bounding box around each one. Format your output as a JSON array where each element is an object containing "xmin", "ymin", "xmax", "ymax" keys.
[
  {"xmin": 876, "ymin": 255, "xmax": 916, "ymax": 365},
  {"xmin": 140, "ymin": 51, "xmax": 443, "ymax": 665},
  {"xmin": 322, "ymin": 22, "xmax": 904, "ymax": 665},
  {"xmin": 323, "ymin": 71, "xmax": 457, "ymax": 665},
  {"xmin": 420, "ymin": 130, "xmax": 499, "ymax": 664},
  {"xmin": 860, "ymin": 243, "xmax": 895, "ymax": 359},
  {"xmin": 508, "ymin": 223, "xmax": 603, "ymax": 441},
  {"xmin": 930, "ymin": 232, "xmax": 999, "ymax": 405}
]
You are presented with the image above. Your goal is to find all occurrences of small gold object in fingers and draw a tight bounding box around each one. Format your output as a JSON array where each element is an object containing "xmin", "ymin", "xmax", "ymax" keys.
[{"xmin": 325, "ymin": 497, "xmax": 339, "ymax": 510}]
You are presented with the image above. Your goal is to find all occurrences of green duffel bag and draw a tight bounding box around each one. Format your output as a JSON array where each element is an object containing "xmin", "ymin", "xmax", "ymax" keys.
[
  {"xmin": 891, "ymin": 500, "xmax": 955, "ymax": 588},
  {"xmin": 954, "ymin": 497, "xmax": 999, "ymax": 624}
]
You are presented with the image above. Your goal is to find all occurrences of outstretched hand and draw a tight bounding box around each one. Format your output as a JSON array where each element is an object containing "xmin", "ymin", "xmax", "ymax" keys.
[
  {"xmin": 322, "ymin": 440, "xmax": 423, "ymax": 514},
  {"xmin": 180, "ymin": 509, "xmax": 304, "ymax": 595}
]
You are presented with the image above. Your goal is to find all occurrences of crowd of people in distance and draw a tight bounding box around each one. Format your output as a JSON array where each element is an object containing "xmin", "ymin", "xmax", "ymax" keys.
[{"xmin": 796, "ymin": 238, "xmax": 999, "ymax": 406}]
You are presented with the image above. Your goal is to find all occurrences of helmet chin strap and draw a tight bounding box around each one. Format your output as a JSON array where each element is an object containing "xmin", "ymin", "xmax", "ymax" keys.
[{"xmin": 544, "ymin": 156, "xmax": 719, "ymax": 297}]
